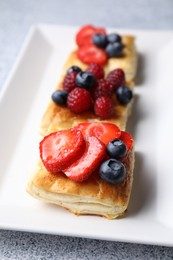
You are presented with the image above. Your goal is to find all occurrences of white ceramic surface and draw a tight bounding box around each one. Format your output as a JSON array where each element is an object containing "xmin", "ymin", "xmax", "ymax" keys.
[{"xmin": 0, "ymin": 25, "xmax": 173, "ymax": 246}]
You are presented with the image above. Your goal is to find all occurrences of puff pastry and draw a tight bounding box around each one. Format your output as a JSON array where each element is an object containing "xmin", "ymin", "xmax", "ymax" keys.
[
  {"xmin": 27, "ymin": 147, "xmax": 134, "ymax": 219},
  {"xmin": 27, "ymin": 31, "xmax": 137, "ymax": 219},
  {"xmin": 40, "ymin": 35, "xmax": 137, "ymax": 136}
]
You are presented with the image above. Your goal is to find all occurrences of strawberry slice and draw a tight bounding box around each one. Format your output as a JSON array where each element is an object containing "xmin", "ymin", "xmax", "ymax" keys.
[
  {"xmin": 119, "ymin": 131, "xmax": 134, "ymax": 151},
  {"xmin": 76, "ymin": 25, "xmax": 106, "ymax": 47},
  {"xmin": 64, "ymin": 136, "xmax": 106, "ymax": 182},
  {"xmin": 77, "ymin": 44, "xmax": 108, "ymax": 65},
  {"xmin": 39, "ymin": 129, "xmax": 85, "ymax": 173},
  {"xmin": 74, "ymin": 122, "xmax": 121, "ymax": 145}
]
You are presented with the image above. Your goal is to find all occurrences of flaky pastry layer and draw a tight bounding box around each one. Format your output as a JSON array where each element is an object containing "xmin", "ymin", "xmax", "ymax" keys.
[{"xmin": 27, "ymin": 148, "xmax": 134, "ymax": 219}]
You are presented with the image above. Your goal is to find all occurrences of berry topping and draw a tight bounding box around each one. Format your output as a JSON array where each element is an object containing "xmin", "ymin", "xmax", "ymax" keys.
[
  {"xmin": 116, "ymin": 85, "xmax": 133, "ymax": 105},
  {"xmin": 77, "ymin": 44, "xmax": 108, "ymax": 65},
  {"xmin": 106, "ymin": 42, "xmax": 123, "ymax": 57},
  {"xmin": 76, "ymin": 25, "xmax": 106, "ymax": 47},
  {"xmin": 64, "ymin": 136, "xmax": 106, "ymax": 182},
  {"xmin": 106, "ymin": 69, "xmax": 125, "ymax": 90},
  {"xmin": 99, "ymin": 158, "xmax": 126, "ymax": 184},
  {"xmin": 86, "ymin": 63, "xmax": 104, "ymax": 79},
  {"xmin": 76, "ymin": 71, "xmax": 96, "ymax": 89},
  {"xmin": 51, "ymin": 90, "xmax": 68, "ymax": 106},
  {"xmin": 93, "ymin": 79, "xmax": 113, "ymax": 99},
  {"xmin": 67, "ymin": 87, "xmax": 92, "ymax": 113},
  {"xmin": 67, "ymin": 66, "xmax": 82, "ymax": 74},
  {"xmin": 75, "ymin": 122, "xmax": 121, "ymax": 145},
  {"xmin": 63, "ymin": 71, "xmax": 78, "ymax": 92},
  {"xmin": 94, "ymin": 96, "xmax": 114, "ymax": 119},
  {"xmin": 107, "ymin": 33, "xmax": 121, "ymax": 43},
  {"xmin": 39, "ymin": 129, "xmax": 85, "ymax": 173},
  {"xmin": 106, "ymin": 139, "xmax": 127, "ymax": 159},
  {"xmin": 119, "ymin": 131, "xmax": 133, "ymax": 151},
  {"xmin": 92, "ymin": 33, "xmax": 108, "ymax": 48}
]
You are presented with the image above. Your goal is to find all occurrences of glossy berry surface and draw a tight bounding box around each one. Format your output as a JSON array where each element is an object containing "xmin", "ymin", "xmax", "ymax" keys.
[
  {"xmin": 106, "ymin": 42, "xmax": 123, "ymax": 57},
  {"xmin": 51, "ymin": 90, "xmax": 68, "ymax": 106},
  {"xmin": 94, "ymin": 96, "xmax": 114, "ymax": 119},
  {"xmin": 119, "ymin": 131, "xmax": 133, "ymax": 151},
  {"xmin": 76, "ymin": 25, "xmax": 106, "ymax": 47},
  {"xmin": 63, "ymin": 71, "xmax": 78, "ymax": 92},
  {"xmin": 106, "ymin": 69, "xmax": 125, "ymax": 90},
  {"xmin": 77, "ymin": 44, "xmax": 108, "ymax": 65},
  {"xmin": 107, "ymin": 33, "xmax": 121, "ymax": 43},
  {"xmin": 39, "ymin": 129, "xmax": 85, "ymax": 173},
  {"xmin": 106, "ymin": 139, "xmax": 127, "ymax": 159},
  {"xmin": 67, "ymin": 66, "xmax": 82, "ymax": 74},
  {"xmin": 86, "ymin": 63, "xmax": 104, "ymax": 79},
  {"xmin": 67, "ymin": 87, "xmax": 92, "ymax": 113},
  {"xmin": 64, "ymin": 136, "xmax": 106, "ymax": 182},
  {"xmin": 116, "ymin": 85, "xmax": 133, "ymax": 105},
  {"xmin": 74, "ymin": 122, "xmax": 121, "ymax": 145},
  {"xmin": 92, "ymin": 33, "xmax": 108, "ymax": 48},
  {"xmin": 99, "ymin": 158, "xmax": 126, "ymax": 184},
  {"xmin": 76, "ymin": 71, "xmax": 96, "ymax": 89}
]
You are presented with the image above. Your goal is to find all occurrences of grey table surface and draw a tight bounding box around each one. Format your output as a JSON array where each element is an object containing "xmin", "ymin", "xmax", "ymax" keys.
[{"xmin": 1, "ymin": 0, "xmax": 173, "ymax": 259}]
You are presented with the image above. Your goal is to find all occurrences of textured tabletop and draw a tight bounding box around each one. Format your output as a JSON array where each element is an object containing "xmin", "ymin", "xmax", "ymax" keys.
[{"xmin": 1, "ymin": 0, "xmax": 173, "ymax": 259}]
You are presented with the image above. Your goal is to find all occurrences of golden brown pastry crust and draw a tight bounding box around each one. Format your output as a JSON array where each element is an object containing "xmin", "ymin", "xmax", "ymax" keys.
[{"xmin": 27, "ymin": 147, "xmax": 134, "ymax": 219}]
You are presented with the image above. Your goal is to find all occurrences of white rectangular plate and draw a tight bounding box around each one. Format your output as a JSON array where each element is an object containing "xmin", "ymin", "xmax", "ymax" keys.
[{"xmin": 0, "ymin": 25, "xmax": 173, "ymax": 246}]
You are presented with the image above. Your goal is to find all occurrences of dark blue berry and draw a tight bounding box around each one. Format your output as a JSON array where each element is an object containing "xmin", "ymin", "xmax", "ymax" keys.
[
  {"xmin": 107, "ymin": 33, "xmax": 121, "ymax": 43},
  {"xmin": 51, "ymin": 90, "xmax": 68, "ymax": 106},
  {"xmin": 116, "ymin": 86, "xmax": 133, "ymax": 105},
  {"xmin": 99, "ymin": 159, "xmax": 126, "ymax": 184},
  {"xmin": 93, "ymin": 33, "xmax": 108, "ymax": 48},
  {"xmin": 106, "ymin": 139, "xmax": 127, "ymax": 159},
  {"xmin": 105, "ymin": 42, "xmax": 123, "ymax": 57},
  {"xmin": 67, "ymin": 66, "xmax": 82, "ymax": 74},
  {"xmin": 76, "ymin": 71, "xmax": 96, "ymax": 89}
]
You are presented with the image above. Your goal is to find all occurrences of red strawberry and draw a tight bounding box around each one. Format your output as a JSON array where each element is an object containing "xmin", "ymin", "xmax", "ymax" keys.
[
  {"xmin": 86, "ymin": 63, "xmax": 104, "ymax": 79},
  {"xmin": 94, "ymin": 96, "xmax": 114, "ymax": 119},
  {"xmin": 39, "ymin": 129, "xmax": 85, "ymax": 173},
  {"xmin": 77, "ymin": 44, "xmax": 107, "ymax": 65},
  {"xmin": 74, "ymin": 122, "xmax": 121, "ymax": 145},
  {"xmin": 67, "ymin": 87, "xmax": 93, "ymax": 113},
  {"xmin": 64, "ymin": 136, "xmax": 106, "ymax": 182},
  {"xmin": 76, "ymin": 25, "xmax": 106, "ymax": 47},
  {"xmin": 119, "ymin": 131, "xmax": 134, "ymax": 151},
  {"xmin": 63, "ymin": 71, "xmax": 78, "ymax": 92}
]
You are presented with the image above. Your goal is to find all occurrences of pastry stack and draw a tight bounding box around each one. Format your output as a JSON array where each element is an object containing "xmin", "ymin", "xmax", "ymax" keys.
[{"xmin": 27, "ymin": 25, "xmax": 138, "ymax": 219}]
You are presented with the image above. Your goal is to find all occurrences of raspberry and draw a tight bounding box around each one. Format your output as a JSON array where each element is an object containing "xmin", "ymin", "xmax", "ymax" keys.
[
  {"xmin": 67, "ymin": 87, "xmax": 93, "ymax": 113},
  {"xmin": 86, "ymin": 63, "xmax": 104, "ymax": 79},
  {"xmin": 63, "ymin": 71, "xmax": 78, "ymax": 92},
  {"xmin": 106, "ymin": 69, "xmax": 125, "ymax": 90},
  {"xmin": 94, "ymin": 96, "xmax": 114, "ymax": 119},
  {"xmin": 92, "ymin": 79, "xmax": 113, "ymax": 100}
]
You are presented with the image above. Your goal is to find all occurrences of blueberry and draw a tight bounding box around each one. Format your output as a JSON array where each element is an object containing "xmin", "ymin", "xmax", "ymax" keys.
[
  {"xmin": 99, "ymin": 159, "xmax": 126, "ymax": 185},
  {"xmin": 76, "ymin": 71, "xmax": 96, "ymax": 89},
  {"xmin": 67, "ymin": 66, "xmax": 82, "ymax": 74},
  {"xmin": 106, "ymin": 139, "xmax": 127, "ymax": 159},
  {"xmin": 105, "ymin": 42, "xmax": 123, "ymax": 57},
  {"xmin": 51, "ymin": 90, "xmax": 68, "ymax": 106},
  {"xmin": 116, "ymin": 86, "xmax": 133, "ymax": 105},
  {"xmin": 107, "ymin": 33, "xmax": 121, "ymax": 43},
  {"xmin": 93, "ymin": 33, "xmax": 108, "ymax": 48}
]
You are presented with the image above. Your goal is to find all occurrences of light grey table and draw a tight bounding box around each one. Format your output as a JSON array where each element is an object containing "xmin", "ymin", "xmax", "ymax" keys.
[{"xmin": 1, "ymin": 0, "xmax": 173, "ymax": 259}]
